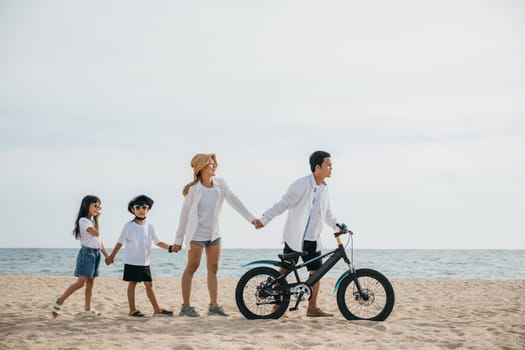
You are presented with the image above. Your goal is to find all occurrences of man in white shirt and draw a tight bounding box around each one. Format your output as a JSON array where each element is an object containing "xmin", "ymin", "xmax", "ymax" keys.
[{"xmin": 254, "ymin": 151, "xmax": 339, "ymax": 317}]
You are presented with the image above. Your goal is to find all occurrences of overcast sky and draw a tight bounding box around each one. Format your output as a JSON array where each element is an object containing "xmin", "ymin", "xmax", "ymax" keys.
[{"xmin": 1, "ymin": 0, "xmax": 523, "ymax": 249}]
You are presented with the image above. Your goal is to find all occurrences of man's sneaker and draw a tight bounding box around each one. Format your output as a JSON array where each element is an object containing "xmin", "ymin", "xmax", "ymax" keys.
[
  {"xmin": 306, "ymin": 308, "xmax": 333, "ymax": 317},
  {"xmin": 153, "ymin": 308, "xmax": 174, "ymax": 317},
  {"xmin": 208, "ymin": 304, "xmax": 229, "ymax": 316},
  {"xmin": 179, "ymin": 305, "xmax": 200, "ymax": 317}
]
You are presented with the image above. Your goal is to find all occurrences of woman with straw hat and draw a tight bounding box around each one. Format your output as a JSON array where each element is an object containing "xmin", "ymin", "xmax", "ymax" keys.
[{"xmin": 173, "ymin": 153, "xmax": 258, "ymax": 317}]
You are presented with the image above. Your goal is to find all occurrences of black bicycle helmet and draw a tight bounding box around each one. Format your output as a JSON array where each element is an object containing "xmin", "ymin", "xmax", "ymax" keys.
[{"xmin": 127, "ymin": 194, "xmax": 154, "ymax": 213}]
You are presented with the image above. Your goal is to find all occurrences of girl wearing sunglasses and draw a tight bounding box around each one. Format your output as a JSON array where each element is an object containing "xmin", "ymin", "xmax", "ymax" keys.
[{"xmin": 52, "ymin": 195, "xmax": 110, "ymax": 318}]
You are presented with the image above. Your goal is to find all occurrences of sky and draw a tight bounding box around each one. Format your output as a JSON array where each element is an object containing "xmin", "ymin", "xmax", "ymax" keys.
[{"xmin": 1, "ymin": 0, "xmax": 523, "ymax": 249}]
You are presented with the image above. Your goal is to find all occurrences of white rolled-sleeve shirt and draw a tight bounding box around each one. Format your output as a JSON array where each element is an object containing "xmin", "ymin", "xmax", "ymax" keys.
[{"xmin": 260, "ymin": 174, "xmax": 338, "ymax": 252}]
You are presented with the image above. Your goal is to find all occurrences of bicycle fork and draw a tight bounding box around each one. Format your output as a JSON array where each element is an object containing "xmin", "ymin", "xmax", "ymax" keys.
[{"xmin": 334, "ymin": 248, "xmax": 370, "ymax": 301}]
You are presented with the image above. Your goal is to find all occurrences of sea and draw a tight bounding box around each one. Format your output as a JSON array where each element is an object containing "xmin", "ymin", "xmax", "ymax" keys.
[{"xmin": 0, "ymin": 248, "xmax": 523, "ymax": 280}]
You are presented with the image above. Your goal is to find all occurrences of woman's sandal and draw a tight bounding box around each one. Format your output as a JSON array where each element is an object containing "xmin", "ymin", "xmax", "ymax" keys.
[{"xmin": 52, "ymin": 298, "xmax": 62, "ymax": 319}]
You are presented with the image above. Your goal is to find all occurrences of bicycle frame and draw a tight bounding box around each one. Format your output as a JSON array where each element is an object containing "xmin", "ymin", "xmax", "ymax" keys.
[
  {"xmin": 245, "ymin": 231, "xmax": 367, "ymax": 302},
  {"xmin": 282, "ymin": 245, "xmax": 351, "ymax": 287}
]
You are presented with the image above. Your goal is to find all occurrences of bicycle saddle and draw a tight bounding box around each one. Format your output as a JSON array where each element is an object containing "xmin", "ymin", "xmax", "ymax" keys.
[{"xmin": 278, "ymin": 252, "xmax": 306, "ymax": 261}]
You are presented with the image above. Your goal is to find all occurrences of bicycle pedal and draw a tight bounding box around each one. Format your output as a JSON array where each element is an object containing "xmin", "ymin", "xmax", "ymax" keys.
[{"xmin": 289, "ymin": 307, "xmax": 298, "ymax": 311}]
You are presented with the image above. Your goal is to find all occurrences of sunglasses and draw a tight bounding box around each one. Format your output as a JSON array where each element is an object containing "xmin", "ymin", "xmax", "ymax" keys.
[
  {"xmin": 93, "ymin": 204, "xmax": 101, "ymax": 210},
  {"xmin": 132, "ymin": 204, "xmax": 149, "ymax": 210}
]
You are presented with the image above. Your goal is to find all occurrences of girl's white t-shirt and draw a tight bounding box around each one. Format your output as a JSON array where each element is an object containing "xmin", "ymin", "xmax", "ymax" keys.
[
  {"xmin": 117, "ymin": 221, "xmax": 160, "ymax": 266},
  {"xmin": 79, "ymin": 217, "xmax": 100, "ymax": 249},
  {"xmin": 192, "ymin": 187, "xmax": 218, "ymax": 241}
]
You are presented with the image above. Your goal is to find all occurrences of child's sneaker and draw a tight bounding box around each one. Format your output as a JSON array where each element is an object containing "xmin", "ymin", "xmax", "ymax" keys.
[
  {"xmin": 129, "ymin": 310, "xmax": 145, "ymax": 317},
  {"xmin": 208, "ymin": 304, "xmax": 229, "ymax": 316},
  {"xmin": 179, "ymin": 305, "xmax": 200, "ymax": 317},
  {"xmin": 154, "ymin": 308, "xmax": 174, "ymax": 317}
]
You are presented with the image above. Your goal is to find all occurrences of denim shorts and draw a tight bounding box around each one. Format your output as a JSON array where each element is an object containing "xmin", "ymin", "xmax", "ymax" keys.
[
  {"xmin": 74, "ymin": 246, "xmax": 101, "ymax": 278},
  {"xmin": 190, "ymin": 237, "xmax": 221, "ymax": 248}
]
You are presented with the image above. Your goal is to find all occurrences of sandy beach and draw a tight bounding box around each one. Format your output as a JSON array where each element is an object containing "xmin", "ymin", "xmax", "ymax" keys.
[{"xmin": 0, "ymin": 275, "xmax": 523, "ymax": 349}]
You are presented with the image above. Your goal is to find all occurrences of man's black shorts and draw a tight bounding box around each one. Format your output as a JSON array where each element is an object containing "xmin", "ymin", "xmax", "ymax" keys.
[{"xmin": 283, "ymin": 240, "xmax": 322, "ymax": 271}]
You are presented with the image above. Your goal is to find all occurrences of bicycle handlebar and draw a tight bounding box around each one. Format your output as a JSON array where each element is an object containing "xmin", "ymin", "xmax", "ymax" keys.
[{"xmin": 335, "ymin": 223, "xmax": 353, "ymax": 237}]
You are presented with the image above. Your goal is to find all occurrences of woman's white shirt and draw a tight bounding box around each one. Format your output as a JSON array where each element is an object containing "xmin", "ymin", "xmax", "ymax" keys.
[
  {"xmin": 193, "ymin": 187, "xmax": 218, "ymax": 241},
  {"xmin": 79, "ymin": 217, "xmax": 100, "ymax": 249},
  {"xmin": 174, "ymin": 177, "xmax": 254, "ymax": 248}
]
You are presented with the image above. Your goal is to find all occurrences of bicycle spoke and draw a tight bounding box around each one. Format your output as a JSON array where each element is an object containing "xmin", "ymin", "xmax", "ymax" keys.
[
  {"xmin": 337, "ymin": 269, "xmax": 395, "ymax": 321},
  {"xmin": 236, "ymin": 267, "xmax": 290, "ymax": 319}
]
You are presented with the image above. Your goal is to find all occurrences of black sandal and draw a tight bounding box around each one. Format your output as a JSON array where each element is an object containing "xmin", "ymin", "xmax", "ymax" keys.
[{"xmin": 129, "ymin": 310, "xmax": 145, "ymax": 317}]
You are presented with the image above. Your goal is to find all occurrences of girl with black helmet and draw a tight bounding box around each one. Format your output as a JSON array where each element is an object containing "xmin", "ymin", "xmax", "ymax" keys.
[{"xmin": 106, "ymin": 194, "xmax": 174, "ymax": 317}]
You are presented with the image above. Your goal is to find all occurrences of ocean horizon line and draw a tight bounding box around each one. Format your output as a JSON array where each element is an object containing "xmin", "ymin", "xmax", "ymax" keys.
[
  {"xmin": 0, "ymin": 247, "xmax": 523, "ymax": 250},
  {"xmin": 1, "ymin": 248, "xmax": 523, "ymax": 279}
]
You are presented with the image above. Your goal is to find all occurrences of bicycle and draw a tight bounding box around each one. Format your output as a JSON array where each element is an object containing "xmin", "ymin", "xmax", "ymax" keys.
[{"xmin": 235, "ymin": 224, "xmax": 395, "ymax": 321}]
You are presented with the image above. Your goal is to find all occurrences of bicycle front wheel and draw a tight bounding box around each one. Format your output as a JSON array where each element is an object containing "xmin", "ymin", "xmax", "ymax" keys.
[
  {"xmin": 336, "ymin": 268, "xmax": 395, "ymax": 321},
  {"xmin": 235, "ymin": 266, "xmax": 290, "ymax": 319}
]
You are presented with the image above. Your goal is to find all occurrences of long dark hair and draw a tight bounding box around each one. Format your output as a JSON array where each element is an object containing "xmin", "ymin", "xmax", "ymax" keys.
[{"xmin": 72, "ymin": 195, "xmax": 100, "ymax": 239}]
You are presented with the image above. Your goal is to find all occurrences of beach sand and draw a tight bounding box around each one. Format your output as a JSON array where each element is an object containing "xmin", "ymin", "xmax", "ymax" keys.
[{"xmin": 0, "ymin": 275, "xmax": 524, "ymax": 349}]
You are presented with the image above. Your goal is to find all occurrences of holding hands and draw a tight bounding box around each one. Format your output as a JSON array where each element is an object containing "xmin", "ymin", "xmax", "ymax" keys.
[
  {"xmin": 105, "ymin": 256, "xmax": 114, "ymax": 265},
  {"xmin": 251, "ymin": 219, "xmax": 264, "ymax": 229}
]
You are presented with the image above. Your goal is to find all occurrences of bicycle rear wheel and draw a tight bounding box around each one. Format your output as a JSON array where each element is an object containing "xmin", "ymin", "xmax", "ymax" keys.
[
  {"xmin": 336, "ymin": 268, "xmax": 395, "ymax": 321},
  {"xmin": 235, "ymin": 266, "xmax": 290, "ymax": 319}
]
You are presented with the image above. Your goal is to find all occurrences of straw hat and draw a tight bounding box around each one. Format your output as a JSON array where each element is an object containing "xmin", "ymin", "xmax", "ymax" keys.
[{"xmin": 190, "ymin": 153, "xmax": 217, "ymax": 180}]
